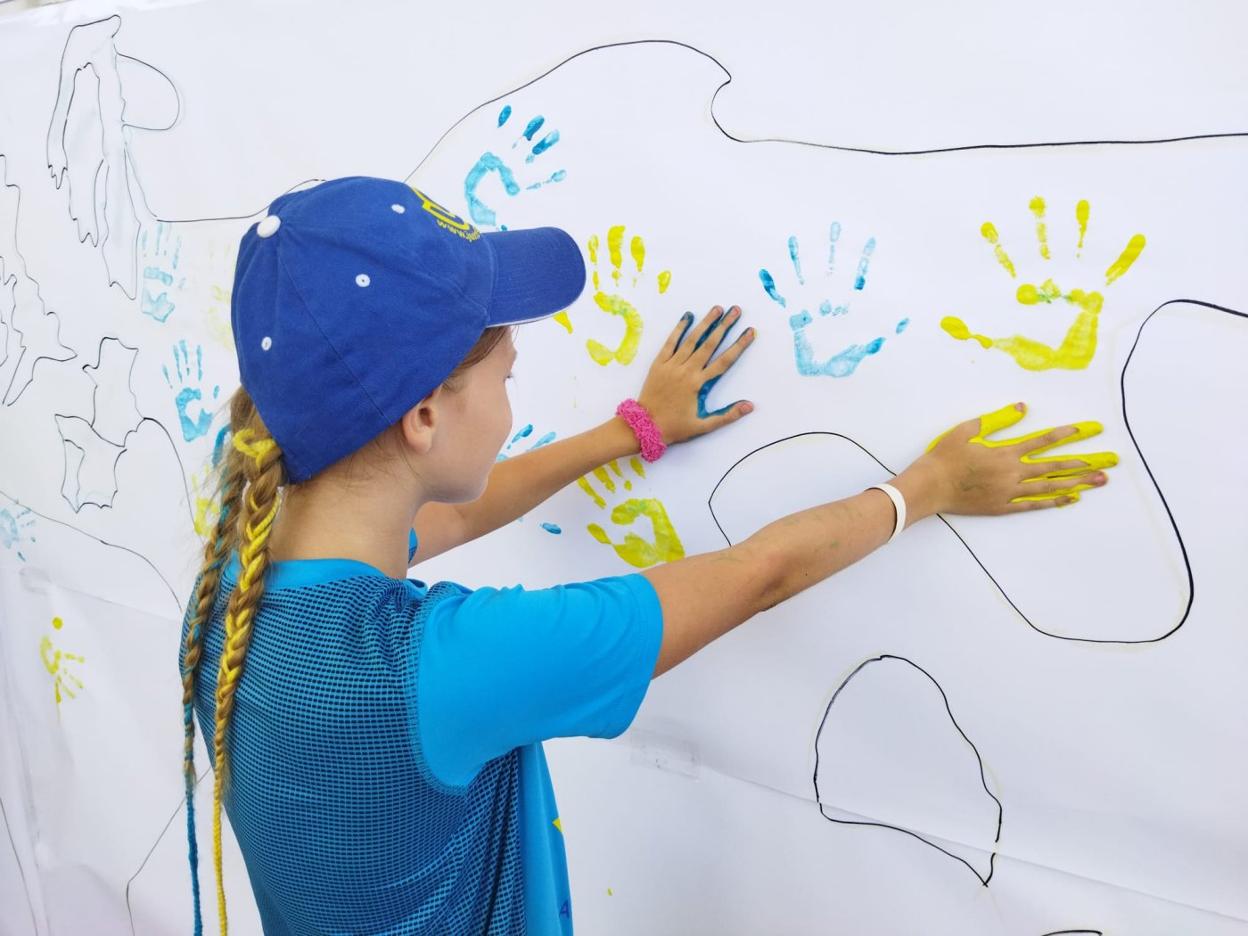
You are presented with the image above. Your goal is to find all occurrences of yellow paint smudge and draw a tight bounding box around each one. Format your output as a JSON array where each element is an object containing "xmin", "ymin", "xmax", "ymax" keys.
[
  {"xmin": 552, "ymin": 817, "xmax": 562, "ymax": 832},
  {"xmin": 576, "ymin": 476, "xmax": 605, "ymax": 509},
  {"xmin": 980, "ymin": 222, "xmax": 1016, "ymax": 277},
  {"xmin": 1104, "ymin": 233, "xmax": 1146, "ymax": 286},
  {"xmin": 607, "ymin": 225, "xmax": 625, "ymax": 286},
  {"xmin": 587, "ymin": 497, "xmax": 685, "ymax": 568},
  {"xmin": 1075, "ymin": 199, "xmax": 1090, "ymax": 252},
  {"xmin": 1029, "ymin": 196, "xmax": 1050, "ymax": 259},
  {"xmin": 630, "ymin": 235, "xmax": 645, "ymax": 280},
  {"xmin": 629, "ymin": 456, "xmax": 645, "ymax": 478},
  {"xmin": 587, "ymin": 292, "xmax": 644, "ymax": 366},
  {"xmin": 657, "ymin": 270, "xmax": 671, "ymax": 294},
  {"xmin": 553, "ymin": 310, "xmax": 572, "ymax": 333},
  {"xmin": 592, "ymin": 465, "xmax": 616, "ymax": 493}
]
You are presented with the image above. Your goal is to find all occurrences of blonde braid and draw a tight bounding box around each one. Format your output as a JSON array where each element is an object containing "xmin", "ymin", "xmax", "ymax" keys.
[{"xmin": 180, "ymin": 390, "xmax": 256, "ymax": 936}]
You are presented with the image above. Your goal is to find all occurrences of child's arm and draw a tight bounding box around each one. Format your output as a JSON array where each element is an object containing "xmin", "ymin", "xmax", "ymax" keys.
[
  {"xmin": 412, "ymin": 306, "xmax": 755, "ymax": 563},
  {"xmin": 642, "ymin": 410, "xmax": 1111, "ymax": 677}
]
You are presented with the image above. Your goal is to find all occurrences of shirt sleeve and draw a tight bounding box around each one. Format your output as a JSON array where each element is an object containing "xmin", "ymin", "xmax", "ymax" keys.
[{"xmin": 413, "ymin": 573, "xmax": 664, "ymax": 788}]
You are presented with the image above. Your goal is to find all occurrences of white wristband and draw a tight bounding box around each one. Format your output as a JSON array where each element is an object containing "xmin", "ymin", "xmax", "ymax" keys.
[{"xmin": 868, "ymin": 483, "xmax": 907, "ymax": 544}]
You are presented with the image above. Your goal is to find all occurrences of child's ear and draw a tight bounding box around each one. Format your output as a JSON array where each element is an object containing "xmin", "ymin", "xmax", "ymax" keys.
[{"xmin": 399, "ymin": 391, "xmax": 440, "ymax": 456}]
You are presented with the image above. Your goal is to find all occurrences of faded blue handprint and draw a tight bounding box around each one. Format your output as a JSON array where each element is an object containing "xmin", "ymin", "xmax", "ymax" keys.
[
  {"xmin": 0, "ymin": 502, "xmax": 36, "ymax": 561},
  {"xmin": 162, "ymin": 340, "xmax": 219, "ymax": 442},
  {"xmin": 140, "ymin": 221, "xmax": 184, "ymax": 322},
  {"xmin": 464, "ymin": 105, "xmax": 566, "ymax": 231},
  {"xmin": 759, "ymin": 224, "xmax": 909, "ymax": 377}
]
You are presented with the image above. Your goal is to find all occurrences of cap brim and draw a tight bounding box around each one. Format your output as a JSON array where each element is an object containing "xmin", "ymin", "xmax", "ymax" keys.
[{"xmin": 482, "ymin": 226, "xmax": 587, "ymax": 326}]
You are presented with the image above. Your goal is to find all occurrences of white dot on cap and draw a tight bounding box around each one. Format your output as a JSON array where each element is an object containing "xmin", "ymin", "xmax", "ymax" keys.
[
  {"xmin": 356, "ymin": 273, "xmax": 371, "ymax": 287},
  {"xmin": 261, "ymin": 336, "xmax": 272, "ymax": 351},
  {"xmin": 391, "ymin": 204, "xmax": 406, "ymax": 214},
  {"xmin": 256, "ymin": 215, "xmax": 281, "ymax": 238}
]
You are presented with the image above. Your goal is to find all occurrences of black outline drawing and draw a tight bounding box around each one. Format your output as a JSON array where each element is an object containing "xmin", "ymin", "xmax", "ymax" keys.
[
  {"xmin": 0, "ymin": 155, "xmax": 76, "ymax": 406},
  {"xmin": 46, "ymin": 15, "xmax": 180, "ymax": 299},
  {"xmin": 709, "ymin": 298, "xmax": 1248, "ymax": 643},
  {"xmin": 1040, "ymin": 931, "xmax": 1104, "ymax": 935},
  {"xmin": 813, "ymin": 654, "xmax": 1003, "ymax": 886}
]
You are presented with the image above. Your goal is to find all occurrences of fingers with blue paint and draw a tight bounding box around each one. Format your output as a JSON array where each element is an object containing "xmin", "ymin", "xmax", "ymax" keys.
[{"xmin": 636, "ymin": 306, "xmax": 755, "ymax": 444}]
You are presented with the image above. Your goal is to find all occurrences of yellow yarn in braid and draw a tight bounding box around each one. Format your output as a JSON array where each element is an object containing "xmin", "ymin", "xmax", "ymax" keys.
[{"xmin": 211, "ymin": 427, "xmax": 282, "ymax": 936}]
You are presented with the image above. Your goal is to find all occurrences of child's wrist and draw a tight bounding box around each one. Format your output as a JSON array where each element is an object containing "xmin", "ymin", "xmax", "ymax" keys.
[{"xmin": 615, "ymin": 398, "xmax": 667, "ymax": 462}]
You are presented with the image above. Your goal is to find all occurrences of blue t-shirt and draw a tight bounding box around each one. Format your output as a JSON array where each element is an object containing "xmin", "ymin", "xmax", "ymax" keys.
[{"xmin": 181, "ymin": 529, "xmax": 663, "ymax": 934}]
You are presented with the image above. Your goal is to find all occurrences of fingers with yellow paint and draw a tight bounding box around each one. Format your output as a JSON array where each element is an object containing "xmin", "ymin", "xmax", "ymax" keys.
[
  {"xmin": 1104, "ymin": 233, "xmax": 1146, "ymax": 286},
  {"xmin": 577, "ymin": 225, "xmax": 672, "ymax": 363},
  {"xmin": 587, "ymin": 497, "xmax": 686, "ymax": 568}
]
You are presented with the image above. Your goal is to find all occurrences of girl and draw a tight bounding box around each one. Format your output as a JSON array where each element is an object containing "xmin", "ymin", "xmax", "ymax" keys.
[{"xmin": 180, "ymin": 176, "xmax": 1113, "ymax": 935}]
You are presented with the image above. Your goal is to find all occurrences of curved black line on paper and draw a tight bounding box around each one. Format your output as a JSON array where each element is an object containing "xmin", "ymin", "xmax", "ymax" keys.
[
  {"xmin": 812, "ymin": 654, "xmax": 1002, "ymax": 887},
  {"xmin": 404, "ymin": 37, "xmax": 1248, "ymax": 183},
  {"xmin": 0, "ymin": 487, "xmax": 183, "ymax": 613},
  {"xmin": 0, "ymin": 156, "xmax": 77, "ymax": 406},
  {"xmin": 40, "ymin": 21, "xmax": 1245, "ymax": 227},
  {"xmin": 1040, "ymin": 930, "xmax": 1104, "ymax": 935},
  {"xmin": 708, "ymin": 298, "xmax": 1247, "ymax": 645},
  {"xmin": 0, "ymin": 794, "xmax": 39, "ymax": 936}
]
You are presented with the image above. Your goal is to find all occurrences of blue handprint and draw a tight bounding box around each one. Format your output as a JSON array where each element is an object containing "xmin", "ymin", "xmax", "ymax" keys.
[
  {"xmin": 759, "ymin": 224, "xmax": 908, "ymax": 378},
  {"xmin": 464, "ymin": 105, "xmax": 567, "ymax": 230},
  {"xmin": 140, "ymin": 221, "xmax": 184, "ymax": 322},
  {"xmin": 162, "ymin": 340, "xmax": 219, "ymax": 442}
]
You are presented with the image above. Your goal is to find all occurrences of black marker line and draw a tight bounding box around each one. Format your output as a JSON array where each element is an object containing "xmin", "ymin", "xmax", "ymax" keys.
[
  {"xmin": 1040, "ymin": 930, "xmax": 1104, "ymax": 935},
  {"xmin": 811, "ymin": 654, "xmax": 1002, "ymax": 886},
  {"xmin": 708, "ymin": 298, "xmax": 1247, "ymax": 644}
]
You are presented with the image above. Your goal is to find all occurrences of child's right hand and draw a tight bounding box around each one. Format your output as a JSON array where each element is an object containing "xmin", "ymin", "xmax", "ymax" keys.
[{"xmin": 897, "ymin": 402, "xmax": 1119, "ymax": 518}]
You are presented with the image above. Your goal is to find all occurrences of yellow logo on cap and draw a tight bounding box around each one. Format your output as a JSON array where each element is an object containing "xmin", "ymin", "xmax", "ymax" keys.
[{"xmin": 410, "ymin": 186, "xmax": 480, "ymax": 242}]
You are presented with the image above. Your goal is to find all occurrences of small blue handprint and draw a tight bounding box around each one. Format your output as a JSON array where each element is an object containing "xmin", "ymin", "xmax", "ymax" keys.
[
  {"xmin": 162, "ymin": 339, "xmax": 219, "ymax": 442},
  {"xmin": 464, "ymin": 105, "xmax": 567, "ymax": 230},
  {"xmin": 140, "ymin": 221, "xmax": 183, "ymax": 323},
  {"xmin": 759, "ymin": 224, "xmax": 908, "ymax": 378}
]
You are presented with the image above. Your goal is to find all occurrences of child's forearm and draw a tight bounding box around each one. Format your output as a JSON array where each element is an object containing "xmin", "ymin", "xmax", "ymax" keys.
[{"xmin": 453, "ymin": 417, "xmax": 640, "ymax": 542}]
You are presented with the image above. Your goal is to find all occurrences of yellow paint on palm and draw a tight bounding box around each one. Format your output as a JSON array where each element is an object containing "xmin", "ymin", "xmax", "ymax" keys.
[
  {"xmin": 587, "ymin": 497, "xmax": 686, "ymax": 568},
  {"xmin": 607, "ymin": 225, "xmax": 625, "ymax": 286},
  {"xmin": 1029, "ymin": 196, "xmax": 1051, "ymax": 259},
  {"xmin": 980, "ymin": 222, "xmax": 1016, "ymax": 277},
  {"xmin": 926, "ymin": 403, "xmax": 1118, "ymax": 503},
  {"xmin": 1104, "ymin": 233, "xmax": 1146, "ymax": 285},
  {"xmin": 1075, "ymin": 199, "xmax": 1090, "ymax": 252},
  {"xmin": 587, "ymin": 292, "xmax": 644, "ymax": 365}
]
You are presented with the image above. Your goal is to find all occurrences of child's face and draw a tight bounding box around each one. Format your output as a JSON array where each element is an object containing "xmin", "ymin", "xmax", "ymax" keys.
[{"xmin": 430, "ymin": 330, "xmax": 516, "ymax": 502}]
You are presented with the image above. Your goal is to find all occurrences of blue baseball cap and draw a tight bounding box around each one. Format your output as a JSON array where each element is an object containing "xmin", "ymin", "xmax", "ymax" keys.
[{"xmin": 230, "ymin": 176, "xmax": 586, "ymax": 482}]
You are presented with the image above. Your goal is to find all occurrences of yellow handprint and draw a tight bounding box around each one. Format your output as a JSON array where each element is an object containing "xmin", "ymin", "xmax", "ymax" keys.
[
  {"xmin": 578, "ymin": 458, "xmax": 685, "ymax": 567},
  {"xmin": 942, "ymin": 197, "xmax": 1145, "ymax": 370},
  {"xmin": 39, "ymin": 615, "xmax": 85, "ymax": 705},
  {"xmin": 927, "ymin": 403, "xmax": 1119, "ymax": 504},
  {"xmin": 564, "ymin": 225, "xmax": 672, "ymax": 365}
]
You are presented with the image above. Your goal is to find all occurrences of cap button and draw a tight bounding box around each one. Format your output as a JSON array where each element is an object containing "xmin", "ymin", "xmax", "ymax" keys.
[{"xmin": 256, "ymin": 215, "xmax": 281, "ymax": 238}]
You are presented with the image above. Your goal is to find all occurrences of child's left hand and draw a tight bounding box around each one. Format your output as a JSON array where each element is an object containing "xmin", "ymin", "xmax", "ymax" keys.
[{"xmin": 636, "ymin": 305, "xmax": 755, "ymax": 445}]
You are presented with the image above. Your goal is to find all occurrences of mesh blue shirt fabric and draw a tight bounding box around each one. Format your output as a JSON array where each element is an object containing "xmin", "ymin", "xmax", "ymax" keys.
[{"xmin": 181, "ymin": 531, "xmax": 663, "ymax": 935}]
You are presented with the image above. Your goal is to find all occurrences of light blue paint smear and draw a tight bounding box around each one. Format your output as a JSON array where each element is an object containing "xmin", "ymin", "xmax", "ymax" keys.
[
  {"xmin": 142, "ymin": 289, "xmax": 174, "ymax": 322},
  {"xmin": 522, "ymin": 116, "xmax": 545, "ymax": 140},
  {"xmin": 532, "ymin": 431, "xmax": 556, "ymax": 448},
  {"xmin": 854, "ymin": 237, "xmax": 876, "ymax": 291},
  {"xmin": 540, "ymin": 522, "xmax": 562, "ymax": 535},
  {"xmin": 510, "ymin": 424, "xmax": 534, "ymax": 445},
  {"xmin": 818, "ymin": 299, "xmax": 833, "ymax": 317},
  {"xmin": 525, "ymin": 170, "xmax": 566, "ymax": 190},
  {"xmin": 788, "ymin": 235, "xmax": 805, "ymax": 285},
  {"xmin": 896, "ymin": 318, "xmax": 910, "ymax": 333},
  {"xmin": 498, "ymin": 104, "xmax": 513, "ymax": 127},
  {"xmin": 759, "ymin": 269, "xmax": 786, "ymax": 307},
  {"xmin": 145, "ymin": 267, "xmax": 172, "ymax": 285},
  {"xmin": 828, "ymin": 222, "xmax": 842, "ymax": 273},
  {"xmin": 526, "ymin": 130, "xmax": 559, "ymax": 163},
  {"xmin": 174, "ymin": 388, "xmax": 213, "ymax": 441},
  {"xmin": 789, "ymin": 312, "xmax": 885, "ymax": 377},
  {"xmin": 464, "ymin": 152, "xmax": 520, "ymax": 227},
  {"xmin": 211, "ymin": 424, "xmax": 230, "ymax": 467}
]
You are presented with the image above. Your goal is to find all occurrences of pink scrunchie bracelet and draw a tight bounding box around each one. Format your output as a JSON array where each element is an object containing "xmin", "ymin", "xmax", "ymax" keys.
[{"xmin": 616, "ymin": 398, "xmax": 667, "ymax": 462}]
